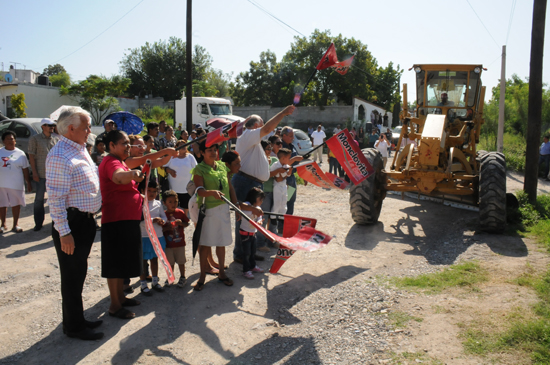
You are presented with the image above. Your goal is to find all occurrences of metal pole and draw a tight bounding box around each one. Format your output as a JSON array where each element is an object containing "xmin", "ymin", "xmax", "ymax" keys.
[
  {"xmin": 497, "ymin": 45, "xmax": 506, "ymax": 153},
  {"xmin": 525, "ymin": 0, "xmax": 547, "ymax": 204},
  {"xmin": 185, "ymin": 0, "xmax": 193, "ymax": 133}
]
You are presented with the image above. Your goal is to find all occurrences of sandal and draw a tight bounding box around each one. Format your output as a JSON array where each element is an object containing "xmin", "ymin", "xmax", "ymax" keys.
[
  {"xmin": 108, "ymin": 307, "xmax": 135, "ymax": 319},
  {"xmin": 218, "ymin": 277, "xmax": 234, "ymax": 286},
  {"xmin": 194, "ymin": 282, "xmax": 205, "ymax": 291},
  {"xmin": 11, "ymin": 226, "xmax": 23, "ymax": 233},
  {"xmin": 122, "ymin": 298, "xmax": 141, "ymax": 307}
]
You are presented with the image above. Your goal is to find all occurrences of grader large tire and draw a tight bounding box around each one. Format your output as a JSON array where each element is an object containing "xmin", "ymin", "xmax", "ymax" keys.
[
  {"xmin": 349, "ymin": 148, "xmax": 386, "ymax": 225},
  {"xmin": 479, "ymin": 151, "xmax": 507, "ymax": 232}
]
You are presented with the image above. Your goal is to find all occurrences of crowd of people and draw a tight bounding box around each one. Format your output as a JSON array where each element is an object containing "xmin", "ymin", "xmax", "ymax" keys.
[{"xmin": 0, "ymin": 105, "xmax": 300, "ymax": 341}]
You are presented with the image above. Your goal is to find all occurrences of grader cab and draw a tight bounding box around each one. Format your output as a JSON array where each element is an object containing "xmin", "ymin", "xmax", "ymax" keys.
[{"xmin": 350, "ymin": 64, "xmax": 507, "ymax": 233}]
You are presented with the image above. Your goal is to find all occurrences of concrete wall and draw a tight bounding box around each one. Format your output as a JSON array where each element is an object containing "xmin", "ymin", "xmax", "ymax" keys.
[{"xmin": 0, "ymin": 83, "xmax": 79, "ymax": 118}]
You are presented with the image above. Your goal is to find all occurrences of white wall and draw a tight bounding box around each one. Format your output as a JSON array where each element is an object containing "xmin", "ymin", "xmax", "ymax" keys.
[{"xmin": 0, "ymin": 83, "xmax": 79, "ymax": 118}]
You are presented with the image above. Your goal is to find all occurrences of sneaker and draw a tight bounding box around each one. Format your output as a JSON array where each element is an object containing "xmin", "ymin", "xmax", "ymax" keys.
[
  {"xmin": 141, "ymin": 286, "xmax": 152, "ymax": 297},
  {"xmin": 257, "ymin": 246, "xmax": 270, "ymax": 253},
  {"xmin": 164, "ymin": 279, "xmax": 170, "ymax": 287},
  {"xmin": 252, "ymin": 266, "xmax": 264, "ymax": 273},
  {"xmin": 243, "ymin": 271, "xmax": 254, "ymax": 280},
  {"xmin": 177, "ymin": 277, "xmax": 187, "ymax": 288},
  {"xmin": 152, "ymin": 283, "xmax": 164, "ymax": 292}
]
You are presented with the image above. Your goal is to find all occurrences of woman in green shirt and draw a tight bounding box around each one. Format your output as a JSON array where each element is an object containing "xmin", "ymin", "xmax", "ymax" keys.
[{"xmin": 191, "ymin": 141, "xmax": 238, "ymax": 291}]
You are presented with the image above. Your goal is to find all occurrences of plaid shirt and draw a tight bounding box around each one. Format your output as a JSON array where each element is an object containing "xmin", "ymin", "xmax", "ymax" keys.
[
  {"xmin": 46, "ymin": 136, "xmax": 101, "ymax": 236},
  {"xmin": 28, "ymin": 132, "xmax": 59, "ymax": 179}
]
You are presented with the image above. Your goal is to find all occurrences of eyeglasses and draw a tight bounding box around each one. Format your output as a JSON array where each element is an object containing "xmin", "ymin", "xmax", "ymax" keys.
[
  {"xmin": 275, "ymin": 141, "xmax": 283, "ymax": 145},
  {"xmin": 131, "ymin": 145, "xmax": 146, "ymax": 149},
  {"xmin": 47, "ymin": 125, "xmax": 56, "ymax": 128},
  {"xmin": 265, "ymin": 147, "xmax": 273, "ymax": 151}
]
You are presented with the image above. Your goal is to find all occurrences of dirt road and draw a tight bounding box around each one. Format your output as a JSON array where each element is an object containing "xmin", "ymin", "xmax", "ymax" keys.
[{"xmin": 0, "ymin": 171, "xmax": 548, "ymax": 364}]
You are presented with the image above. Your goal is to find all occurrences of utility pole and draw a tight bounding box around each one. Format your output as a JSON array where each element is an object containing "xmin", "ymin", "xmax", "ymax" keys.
[
  {"xmin": 525, "ymin": 0, "xmax": 547, "ymax": 204},
  {"xmin": 185, "ymin": 0, "xmax": 193, "ymax": 133},
  {"xmin": 497, "ymin": 45, "xmax": 506, "ymax": 153}
]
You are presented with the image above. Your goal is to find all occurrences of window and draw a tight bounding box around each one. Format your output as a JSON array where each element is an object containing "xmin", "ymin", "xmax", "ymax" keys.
[
  {"xmin": 209, "ymin": 104, "xmax": 231, "ymax": 116},
  {"xmin": 11, "ymin": 122, "xmax": 31, "ymax": 138},
  {"xmin": 294, "ymin": 130, "xmax": 309, "ymax": 141}
]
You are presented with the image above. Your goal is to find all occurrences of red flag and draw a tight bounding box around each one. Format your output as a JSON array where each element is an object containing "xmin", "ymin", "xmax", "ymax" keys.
[
  {"xmin": 325, "ymin": 129, "xmax": 374, "ymax": 185},
  {"xmin": 325, "ymin": 172, "xmax": 349, "ymax": 189},
  {"xmin": 316, "ymin": 43, "xmax": 338, "ymax": 70},
  {"xmin": 331, "ymin": 55, "xmax": 354, "ymax": 75},
  {"xmin": 205, "ymin": 121, "xmax": 241, "ymax": 147},
  {"xmin": 142, "ymin": 163, "xmax": 175, "ymax": 284},
  {"xmin": 296, "ymin": 161, "xmax": 339, "ymax": 189}
]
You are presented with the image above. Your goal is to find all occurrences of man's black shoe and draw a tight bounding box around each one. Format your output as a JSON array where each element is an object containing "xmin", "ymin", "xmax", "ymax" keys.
[
  {"xmin": 254, "ymin": 254, "xmax": 265, "ymax": 261},
  {"xmin": 85, "ymin": 320, "xmax": 103, "ymax": 329},
  {"xmin": 33, "ymin": 225, "xmax": 42, "ymax": 231},
  {"xmin": 64, "ymin": 327, "xmax": 104, "ymax": 341}
]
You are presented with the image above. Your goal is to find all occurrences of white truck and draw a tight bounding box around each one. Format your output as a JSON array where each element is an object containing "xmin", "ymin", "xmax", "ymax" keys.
[{"xmin": 174, "ymin": 97, "xmax": 244, "ymax": 130}]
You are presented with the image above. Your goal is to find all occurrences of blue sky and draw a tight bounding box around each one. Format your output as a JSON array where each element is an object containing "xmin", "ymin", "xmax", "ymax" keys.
[{"xmin": 0, "ymin": 0, "xmax": 545, "ymax": 103}]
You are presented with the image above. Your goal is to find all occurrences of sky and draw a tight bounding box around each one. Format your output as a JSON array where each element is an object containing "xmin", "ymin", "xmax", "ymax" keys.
[{"xmin": 0, "ymin": 0, "xmax": 546, "ymax": 104}]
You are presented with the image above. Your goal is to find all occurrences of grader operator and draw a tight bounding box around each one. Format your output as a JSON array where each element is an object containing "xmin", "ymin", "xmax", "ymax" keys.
[{"xmin": 350, "ymin": 64, "xmax": 506, "ymax": 233}]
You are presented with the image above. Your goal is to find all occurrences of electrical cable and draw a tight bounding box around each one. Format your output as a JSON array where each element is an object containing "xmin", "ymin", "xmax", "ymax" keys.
[
  {"xmin": 505, "ymin": 0, "xmax": 517, "ymax": 46},
  {"xmin": 54, "ymin": 0, "xmax": 145, "ymax": 64},
  {"xmin": 466, "ymin": 0, "xmax": 501, "ymax": 48}
]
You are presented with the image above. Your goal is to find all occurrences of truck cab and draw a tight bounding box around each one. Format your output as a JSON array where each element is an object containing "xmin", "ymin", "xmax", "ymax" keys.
[{"xmin": 175, "ymin": 97, "xmax": 244, "ymax": 130}]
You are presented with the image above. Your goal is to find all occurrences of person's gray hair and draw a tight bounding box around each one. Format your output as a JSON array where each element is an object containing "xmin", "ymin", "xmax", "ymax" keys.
[
  {"xmin": 57, "ymin": 106, "xmax": 91, "ymax": 135},
  {"xmin": 245, "ymin": 115, "xmax": 262, "ymax": 129},
  {"xmin": 281, "ymin": 126, "xmax": 294, "ymax": 136}
]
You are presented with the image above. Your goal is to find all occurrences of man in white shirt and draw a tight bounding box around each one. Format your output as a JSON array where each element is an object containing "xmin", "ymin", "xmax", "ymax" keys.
[
  {"xmin": 232, "ymin": 105, "xmax": 296, "ymax": 262},
  {"xmin": 374, "ymin": 133, "xmax": 390, "ymax": 168},
  {"xmin": 310, "ymin": 125, "xmax": 327, "ymax": 164},
  {"xmin": 333, "ymin": 124, "xmax": 341, "ymax": 135}
]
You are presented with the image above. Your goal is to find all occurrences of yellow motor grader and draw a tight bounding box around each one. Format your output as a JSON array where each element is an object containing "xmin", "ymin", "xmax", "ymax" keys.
[{"xmin": 350, "ymin": 64, "xmax": 506, "ymax": 232}]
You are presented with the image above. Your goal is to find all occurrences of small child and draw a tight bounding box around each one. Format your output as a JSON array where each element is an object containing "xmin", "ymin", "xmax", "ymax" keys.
[
  {"xmin": 91, "ymin": 138, "xmax": 107, "ymax": 166},
  {"xmin": 269, "ymin": 148, "xmax": 293, "ymax": 216},
  {"xmin": 139, "ymin": 180, "xmax": 167, "ymax": 296},
  {"xmin": 240, "ymin": 187, "xmax": 266, "ymax": 279},
  {"xmin": 162, "ymin": 190, "xmax": 190, "ymax": 287}
]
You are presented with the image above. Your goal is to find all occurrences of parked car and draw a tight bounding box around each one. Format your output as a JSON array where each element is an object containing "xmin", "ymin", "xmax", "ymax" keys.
[
  {"xmin": 292, "ymin": 128, "xmax": 313, "ymax": 156},
  {"xmin": 0, "ymin": 118, "xmax": 43, "ymax": 152}
]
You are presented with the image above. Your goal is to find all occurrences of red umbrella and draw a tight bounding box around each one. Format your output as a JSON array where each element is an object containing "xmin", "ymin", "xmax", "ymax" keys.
[{"xmin": 206, "ymin": 117, "xmax": 232, "ymax": 129}]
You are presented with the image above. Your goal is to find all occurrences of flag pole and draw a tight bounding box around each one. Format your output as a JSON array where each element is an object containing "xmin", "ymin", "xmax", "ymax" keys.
[
  {"xmin": 175, "ymin": 133, "xmax": 207, "ymax": 151},
  {"xmin": 294, "ymin": 69, "xmax": 318, "ymax": 105},
  {"xmin": 221, "ymin": 196, "xmax": 278, "ymax": 242}
]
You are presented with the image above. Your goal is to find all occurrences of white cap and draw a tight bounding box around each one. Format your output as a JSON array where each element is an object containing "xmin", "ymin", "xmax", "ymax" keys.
[{"xmin": 40, "ymin": 118, "xmax": 56, "ymax": 126}]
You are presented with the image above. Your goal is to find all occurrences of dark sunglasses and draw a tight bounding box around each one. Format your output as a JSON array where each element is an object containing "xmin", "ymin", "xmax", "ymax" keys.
[{"xmin": 275, "ymin": 141, "xmax": 283, "ymax": 145}]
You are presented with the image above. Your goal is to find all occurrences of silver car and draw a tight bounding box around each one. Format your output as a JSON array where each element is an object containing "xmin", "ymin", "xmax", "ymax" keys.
[
  {"xmin": 292, "ymin": 128, "xmax": 313, "ymax": 156},
  {"xmin": 0, "ymin": 118, "xmax": 43, "ymax": 153}
]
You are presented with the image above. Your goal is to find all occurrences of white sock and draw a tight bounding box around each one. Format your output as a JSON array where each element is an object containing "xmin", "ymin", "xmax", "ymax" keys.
[
  {"xmin": 141, "ymin": 280, "xmax": 148, "ymax": 289},
  {"xmin": 152, "ymin": 276, "xmax": 159, "ymax": 286}
]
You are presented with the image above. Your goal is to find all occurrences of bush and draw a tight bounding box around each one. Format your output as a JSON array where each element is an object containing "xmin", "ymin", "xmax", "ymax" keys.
[
  {"xmin": 135, "ymin": 106, "xmax": 174, "ymax": 126},
  {"xmin": 478, "ymin": 132, "xmax": 526, "ymax": 172}
]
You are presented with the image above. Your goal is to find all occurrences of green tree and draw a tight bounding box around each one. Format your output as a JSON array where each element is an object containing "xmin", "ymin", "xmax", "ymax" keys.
[
  {"xmin": 11, "ymin": 93, "xmax": 27, "ymax": 117},
  {"xmin": 60, "ymin": 75, "xmax": 131, "ymax": 125},
  {"xmin": 50, "ymin": 71, "xmax": 71, "ymax": 87},
  {"xmin": 119, "ymin": 37, "xmax": 213, "ymax": 101},
  {"xmin": 43, "ymin": 64, "xmax": 67, "ymax": 76}
]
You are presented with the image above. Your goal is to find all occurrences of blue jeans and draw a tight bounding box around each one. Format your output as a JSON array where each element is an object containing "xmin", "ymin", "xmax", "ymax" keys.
[
  {"xmin": 256, "ymin": 191, "xmax": 277, "ymax": 248},
  {"xmin": 232, "ymin": 173, "xmax": 262, "ymax": 259},
  {"xmin": 241, "ymin": 234, "xmax": 257, "ymax": 272},
  {"xmin": 32, "ymin": 178, "xmax": 47, "ymax": 227}
]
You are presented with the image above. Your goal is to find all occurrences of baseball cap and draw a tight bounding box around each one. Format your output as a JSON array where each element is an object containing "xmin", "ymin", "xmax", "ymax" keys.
[
  {"xmin": 40, "ymin": 118, "xmax": 56, "ymax": 126},
  {"xmin": 105, "ymin": 119, "xmax": 116, "ymax": 125}
]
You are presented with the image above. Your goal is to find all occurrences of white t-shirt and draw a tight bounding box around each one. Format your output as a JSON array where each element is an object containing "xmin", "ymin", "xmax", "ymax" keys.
[
  {"xmin": 140, "ymin": 199, "xmax": 167, "ymax": 238},
  {"xmin": 164, "ymin": 154, "xmax": 197, "ymax": 194},
  {"xmin": 270, "ymin": 160, "xmax": 289, "ymax": 185},
  {"xmin": 240, "ymin": 201, "xmax": 262, "ymax": 233},
  {"xmin": 333, "ymin": 128, "xmax": 341, "ymax": 135},
  {"xmin": 311, "ymin": 130, "xmax": 326, "ymax": 146},
  {"xmin": 375, "ymin": 140, "xmax": 389, "ymax": 158},
  {"xmin": 0, "ymin": 147, "xmax": 29, "ymax": 190},
  {"xmin": 235, "ymin": 128, "xmax": 269, "ymax": 181}
]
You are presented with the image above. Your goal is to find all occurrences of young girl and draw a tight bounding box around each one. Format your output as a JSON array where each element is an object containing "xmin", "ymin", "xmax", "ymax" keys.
[
  {"xmin": 164, "ymin": 140, "xmax": 197, "ymax": 216},
  {"xmin": 139, "ymin": 180, "xmax": 167, "ymax": 295},
  {"xmin": 239, "ymin": 187, "xmax": 266, "ymax": 279},
  {"xmin": 269, "ymin": 148, "xmax": 293, "ymax": 216},
  {"xmin": 191, "ymin": 141, "xmax": 238, "ymax": 291}
]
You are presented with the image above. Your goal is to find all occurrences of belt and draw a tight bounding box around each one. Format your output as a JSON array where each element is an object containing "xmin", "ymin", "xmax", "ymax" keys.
[
  {"xmin": 237, "ymin": 171, "xmax": 263, "ymax": 184},
  {"xmin": 67, "ymin": 207, "xmax": 95, "ymax": 218},
  {"xmin": 239, "ymin": 230, "xmax": 255, "ymax": 236}
]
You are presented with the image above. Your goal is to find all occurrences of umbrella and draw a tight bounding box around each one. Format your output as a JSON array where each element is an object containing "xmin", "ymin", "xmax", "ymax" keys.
[
  {"xmin": 103, "ymin": 112, "xmax": 144, "ymax": 135},
  {"xmin": 206, "ymin": 117, "xmax": 232, "ymax": 130},
  {"xmin": 50, "ymin": 105, "xmax": 73, "ymax": 121}
]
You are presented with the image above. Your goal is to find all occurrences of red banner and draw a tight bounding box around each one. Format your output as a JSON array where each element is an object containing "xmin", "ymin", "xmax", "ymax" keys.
[
  {"xmin": 325, "ymin": 129, "xmax": 374, "ymax": 185},
  {"xmin": 325, "ymin": 172, "xmax": 349, "ymax": 189},
  {"xmin": 332, "ymin": 56, "xmax": 354, "ymax": 75},
  {"xmin": 316, "ymin": 43, "xmax": 338, "ymax": 70},
  {"xmin": 142, "ymin": 163, "xmax": 175, "ymax": 284},
  {"xmin": 205, "ymin": 121, "xmax": 242, "ymax": 147},
  {"xmin": 296, "ymin": 161, "xmax": 339, "ymax": 189}
]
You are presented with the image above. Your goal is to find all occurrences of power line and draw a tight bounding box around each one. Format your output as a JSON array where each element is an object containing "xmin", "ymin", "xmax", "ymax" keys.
[
  {"xmin": 54, "ymin": 0, "xmax": 145, "ymax": 64},
  {"xmin": 247, "ymin": 0, "xmax": 305, "ymax": 37},
  {"xmin": 466, "ymin": 0, "xmax": 501, "ymax": 48},
  {"xmin": 505, "ymin": 0, "xmax": 517, "ymax": 45}
]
